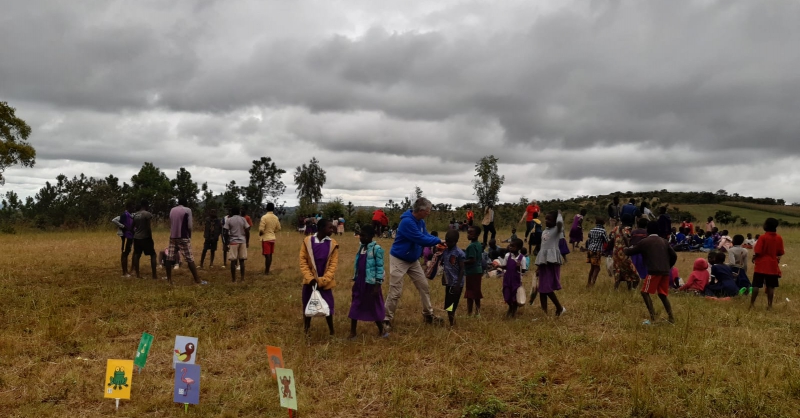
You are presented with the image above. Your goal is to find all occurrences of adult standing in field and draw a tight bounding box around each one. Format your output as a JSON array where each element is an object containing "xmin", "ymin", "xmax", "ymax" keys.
[
  {"xmin": 481, "ymin": 204, "xmax": 497, "ymax": 247},
  {"xmin": 165, "ymin": 198, "xmax": 205, "ymax": 285},
  {"xmin": 117, "ymin": 202, "xmax": 135, "ymax": 277},
  {"xmin": 258, "ymin": 202, "xmax": 281, "ymax": 275},
  {"xmin": 519, "ymin": 200, "xmax": 541, "ymax": 241},
  {"xmin": 607, "ymin": 197, "xmax": 621, "ymax": 229},
  {"xmin": 131, "ymin": 200, "xmax": 157, "ymax": 280},
  {"xmin": 383, "ymin": 198, "xmax": 445, "ymax": 330},
  {"xmin": 466, "ymin": 207, "xmax": 474, "ymax": 226},
  {"xmin": 620, "ymin": 198, "xmax": 640, "ymax": 220},
  {"xmin": 372, "ymin": 208, "xmax": 388, "ymax": 237},
  {"xmin": 225, "ymin": 206, "xmax": 250, "ymax": 282},
  {"xmin": 200, "ymin": 209, "xmax": 222, "ymax": 268}
]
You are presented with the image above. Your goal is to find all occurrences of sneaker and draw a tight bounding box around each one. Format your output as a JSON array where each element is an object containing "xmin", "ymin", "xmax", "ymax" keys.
[
  {"xmin": 642, "ymin": 320, "xmax": 652, "ymax": 325},
  {"xmin": 556, "ymin": 307, "xmax": 567, "ymax": 317},
  {"xmin": 424, "ymin": 314, "xmax": 445, "ymax": 325},
  {"xmin": 738, "ymin": 287, "xmax": 747, "ymax": 296},
  {"xmin": 380, "ymin": 332, "xmax": 390, "ymax": 338},
  {"xmin": 383, "ymin": 321, "xmax": 392, "ymax": 333},
  {"xmin": 199, "ymin": 281, "xmax": 209, "ymax": 285}
]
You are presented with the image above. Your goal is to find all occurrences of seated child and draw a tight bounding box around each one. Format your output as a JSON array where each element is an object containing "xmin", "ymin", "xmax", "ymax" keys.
[
  {"xmin": 700, "ymin": 231, "xmax": 715, "ymax": 252},
  {"xmin": 742, "ymin": 233, "xmax": 755, "ymax": 249},
  {"xmin": 678, "ymin": 258, "xmax": 709, "ymax": 294},
  {"xmin": 704, "ymin": 252, "xmax": 739, "ymax": 297},
  {"xmin": 717, "ymin": 230, "xmax": 733, "ymax": 250},
  {"xmin": 503, "ymin": 228, "xmax": 519, "ymax": 243},
  {"xmin": 670, "ymin": 266, "xmax": 682, "ymax": 289},
  {"xmin": 727, "ymin": 234, "xmax": 751, "ymax": 292}
]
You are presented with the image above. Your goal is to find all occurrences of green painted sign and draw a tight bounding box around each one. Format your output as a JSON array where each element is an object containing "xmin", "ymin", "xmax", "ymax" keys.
[{"xmin": 134, "ymin": 332, "xmax": 154, "ymax": 370}]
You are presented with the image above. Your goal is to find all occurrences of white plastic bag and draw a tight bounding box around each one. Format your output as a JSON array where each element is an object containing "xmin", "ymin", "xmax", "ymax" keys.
[
  {"xmin": 531, "ymin": 274, "xmax": 539, "ymax": 294},
  {"xmin": 605, "ymin": 257, "xmax": 614, "ymax": 277},
  {"xmin": 304, "ymin": 284, "xmax": 330, "ymax": 317},
  {"xmin": 516, "ymin": 285, "xmax": 527, "ymax": 306}
]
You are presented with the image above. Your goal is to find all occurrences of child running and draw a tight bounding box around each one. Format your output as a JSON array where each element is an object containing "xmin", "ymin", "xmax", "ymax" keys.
[
  {"xmin": 348, "ymin": 226, "xmax": 388, "ymax": 339},
  {"xmin": 498, "ymin": 238, "xmax": 526, "ymax": 318},
  {"xmin": 464, "ymin": 226, "xmax": 484, "ymax": 316},
  {"xmin": 750, "ymin": 218, "xmax": 784, "ymax": 310},
  {"xmin": 535, "ymin": 211, "xmax": 566, "ymax": 316},
  {"xmin": 569, "ymin": 208, "xmax": 587, "ymax": 251},
  {"xmin": 585, "ymin": 217, "xmax": 608, "ymax": 286},
  {"xmin": 440, "ymin": 229, "xmax": 466, "ymax": 326},
  {"xmin": 624, "ymin": 221, "xmax": 677, "ymax": 324},
  {"xmin": 300, "ymin": 218, "xmax": 339, "ymax": 335}
]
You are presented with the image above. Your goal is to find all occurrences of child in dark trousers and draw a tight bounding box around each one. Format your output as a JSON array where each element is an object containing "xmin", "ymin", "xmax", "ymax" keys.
[
  {"xmin": 439, "ymin": 229, "xmax": 466, "ymax": 326},
  {"xmin": 751, "ymin": 218, "xmax": 785, "ymax": 309},
  {"xmin": 464, "ymin": 226, "xmax": 484, "ymax": 316},
  {"xmin": 624, "ymin": 221, "xmax": 677, "ymax": 324},
  {"xmin": 348, "ymin": 226, "xmax": 388, "ymax": 339}
]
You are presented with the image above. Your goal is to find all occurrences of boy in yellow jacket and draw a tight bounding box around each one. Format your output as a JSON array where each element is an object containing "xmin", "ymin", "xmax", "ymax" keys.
[{"xmin": 300, "ymin": 218, "xmax": 339, "ymax": 335}]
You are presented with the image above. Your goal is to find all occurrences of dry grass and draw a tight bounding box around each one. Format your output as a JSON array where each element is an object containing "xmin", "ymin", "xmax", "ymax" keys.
[{"xmin": 2, "ymin": 225, "xmax": 800, "ymax": 417}]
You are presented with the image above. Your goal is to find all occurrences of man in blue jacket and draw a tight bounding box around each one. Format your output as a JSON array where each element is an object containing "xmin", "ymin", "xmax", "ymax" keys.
[{"xmin": 384, "ymin": 197, "xmax": 444, "ymax": 330}]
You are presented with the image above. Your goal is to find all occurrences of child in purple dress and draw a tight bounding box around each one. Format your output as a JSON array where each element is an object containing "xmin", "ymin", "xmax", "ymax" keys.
[
  {"xmin": 498, "ymin": 238, "xmax": 527, "ymax": 318},
  {"xmin": 569, "ymin": 208, "xmax": 587, "ymax": 251},
  {"xmin": 535, "ymin": 211, "xmax": 566, "ymax": 316},
  {"xmin": 348, "ymin": 226, "xmax": 388, "ymax": 339},
  {"xmin": 300, "ymin": 219, "xmax": 339, "ymax": 336}
]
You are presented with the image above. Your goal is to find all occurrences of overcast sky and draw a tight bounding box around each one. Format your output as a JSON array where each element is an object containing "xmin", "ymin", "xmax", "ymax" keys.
[{"xmin": 3, "ymin": 0, "xmax": 800, "ymax": 206}]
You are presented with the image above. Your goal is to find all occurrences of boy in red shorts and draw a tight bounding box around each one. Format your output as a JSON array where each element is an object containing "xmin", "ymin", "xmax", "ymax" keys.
[
  {"xmin": 751, "ymin": 217, "xmax": 784, "ymax": 310},
  {"xmin": 624, "ymin": 221, "xmax": 677, "ymax": 324}
]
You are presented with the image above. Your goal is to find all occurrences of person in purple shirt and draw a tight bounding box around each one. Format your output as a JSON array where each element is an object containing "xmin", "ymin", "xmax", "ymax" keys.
[
  {"xmin": 165, "ymin": 198, "xmax": 205, "ymax": 285},
  {"xmin": 118, "ymin": 202, "xmax": 135, "ymax": 277}
]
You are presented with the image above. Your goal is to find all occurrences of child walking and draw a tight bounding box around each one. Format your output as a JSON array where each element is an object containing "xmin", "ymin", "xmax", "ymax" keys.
[
  {"xmin": 498, "ymin": 238, "xmax": 526, "ymax": 318},
  {"xmin": 464, "ymin": 226, "xmax": 484, "ymax": 316},
  {"xmin": 750, "ymin": 218, "xmax": 784, "ymax": 309},
  {"xmin": 624, "ymin": 221, "xmax": 677, "ymax": 324},
  {"xmin": 300, "ymin": 218, "xmax": 339, "ymax": 335},
  {"xmin": 348, "ymin": 226, "xmax": 388, "ymax": 339},
  {"xmin": 535, "ymin": 211, "xmax": 566, "ymax": 316},
  {"xmin": 440, "ymin": 229, "xmax": 466, "ymax": 326},
  {"xmin": 585, "ymin": 217, "xmax": 608, "ymax": 286},
  {"xmin": 569, "ymin": 208, "xmax": 587, "ymax": 251}
]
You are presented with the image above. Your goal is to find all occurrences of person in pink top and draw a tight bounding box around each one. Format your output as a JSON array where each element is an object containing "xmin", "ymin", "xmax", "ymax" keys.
[
  {"xmin": 678, "ymin": 258, "xmax": 709, "ymax": 294},
  {"xmin": 165, "ymin": 198, "xmax": 205, "ymax": 285}
]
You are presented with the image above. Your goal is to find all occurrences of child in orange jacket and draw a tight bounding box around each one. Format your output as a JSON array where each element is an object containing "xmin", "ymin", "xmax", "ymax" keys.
[{"xmin": 300, "ymin": 218, "xmax": 340, "ymax": 335}]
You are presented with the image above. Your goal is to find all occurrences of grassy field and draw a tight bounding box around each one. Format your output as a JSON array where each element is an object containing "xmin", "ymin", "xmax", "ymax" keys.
[
  {"xmin": 2, "ymin": 224, "xmax": 800, "ymax": 417},
  {"xmin": 671, "ymin": 204, "xmax": 800, "ymax": 228},
  {"xmin": 721, "ymin": 202, "xmax": 800, "ymax": 220}
]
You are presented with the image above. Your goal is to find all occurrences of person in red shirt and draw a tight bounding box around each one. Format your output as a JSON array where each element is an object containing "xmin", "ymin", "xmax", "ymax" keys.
[
  {"xmin": 466, "ymin": 207, "xmax": 474, "ymax": 226},
  {"xmin": 680, "ymin": 218, "xmax": 695, "ymax": 235},
  {"xmin": 519, "ymin": 201, "xmax": 541, "ymax": 241},
  {"xmin": 372, "ymin": 209, "xmax": 389, "ymax": 237},
  {"xmin": 750, "ymin": 218, "xmax": 785, "ymax": 309}
]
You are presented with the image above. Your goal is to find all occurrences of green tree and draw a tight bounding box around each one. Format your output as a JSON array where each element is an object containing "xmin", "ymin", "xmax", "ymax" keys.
[
  {"xmin": 200, "ymin": 182, "xmax": 223, "ymax": 216},
  {"xmin": 130, "ymin": 162, "xmax": 173, "ymax": 217},
  {"xmin": 223, "ymin": 180, "xmax": 242, "ymax": 210},
  {"xmin": 346, "ymin": 201, "xmax": 355, "ymax": 217},
  {"xmin": 171, "ymin": 168, "xmax": 200, "ymax": 209},
  {"xmin": 414, "ymin": 186, "xmax": 424, "ymax": 199},
  {"xmin": 322, "ymin": 197, "xmax": 346, "ymax": 220},
  {"xmin": 245, "ymin": 157, "xmax": 286, "ymax": 216},
  {"xmin": 0, "ymin": 101, "xmax": 36, "ymax": 186},
  {"xmin": 473, "ymin": 155, "xmax": 505, "ymax": 208},
  {"xmin": 294, "ymin": 157, "xmax": 326, "ymax": 204}
]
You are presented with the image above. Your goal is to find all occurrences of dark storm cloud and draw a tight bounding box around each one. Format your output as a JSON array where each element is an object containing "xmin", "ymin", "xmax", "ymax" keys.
[{"xmin": 4, "ymin": 0, "xmax": 800, "ymax": 204}]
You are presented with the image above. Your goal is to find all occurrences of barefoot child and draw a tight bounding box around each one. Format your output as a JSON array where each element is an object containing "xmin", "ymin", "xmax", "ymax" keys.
[
  {"xmin": 497, "ymin": 238, "xmax": 526, "ymax": 318},
  {"xmin": 585, "ymin": 217, "xmax": 608, "ymax": 286},
  {"xmin": 348, "ymin": 226, "xmax": 387, "ymax": 338},
  {"xmin": 535, "ymin": 211, "xmax": 566, "ymax": 316},
  {"xmin": 300, "ymin": 218, "xmax": 339, "ymax": 335},
  {"xmin": 750, "ymin": 218, "xmax": 784, "ymax": 309},
  {"xmin": 464, "ymin": 226, "xmax": 484, "ymax": 316},
  {"xmin": 440, "ymin": 229, "xmax": 466, "ymax": 326},
  {"xmin": 624, "ymin": 221, "xmax": 677, "ymax": 324}
]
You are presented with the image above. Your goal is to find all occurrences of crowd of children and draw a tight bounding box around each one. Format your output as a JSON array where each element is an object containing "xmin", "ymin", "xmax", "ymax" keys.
[{"xmin": 297, "ymin": 206, "xmax": 786, "ymax": 337}]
